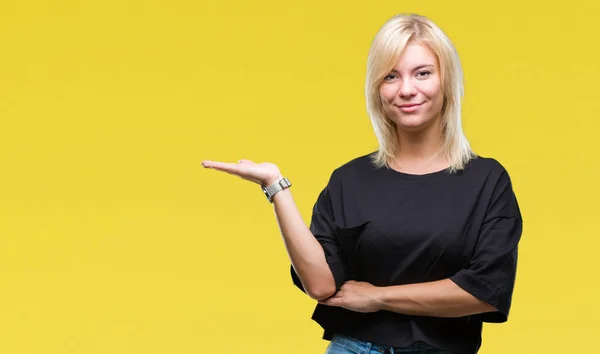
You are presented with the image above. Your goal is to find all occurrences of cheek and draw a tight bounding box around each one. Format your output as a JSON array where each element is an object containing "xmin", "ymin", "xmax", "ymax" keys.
[
  {"xmin": 420, "ymin": 81, "xmax": 440, "ymax": 97},
  {"xmin": 378, "ymin": 86, "xmax": 395, "ymax": 102},
  {"xmin": 422, "ymin": 85, "xmax": 443, "ymax": 106}
]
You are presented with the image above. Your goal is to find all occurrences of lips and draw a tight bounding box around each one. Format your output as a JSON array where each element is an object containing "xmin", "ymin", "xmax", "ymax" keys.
[
  {"xmin": 398, "ymin": 102, "xmax": 424, "ymax": 108},
  {"xmin": 394, "ymin": 102, "xmax": 424, "ymax": 113}
]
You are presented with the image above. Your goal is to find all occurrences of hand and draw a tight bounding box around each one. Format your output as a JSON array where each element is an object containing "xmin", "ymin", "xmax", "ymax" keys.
[
  {"xmin": 318, "ymin": 280, "xmax": 383, "ymax": 313},
  {"xmin": 201, "ymin": 159, "xmax": 282, "ymax": 187}
]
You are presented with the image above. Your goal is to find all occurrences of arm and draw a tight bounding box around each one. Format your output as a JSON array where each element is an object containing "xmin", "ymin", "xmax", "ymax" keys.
[
  {"xmin": 319, "ymin": 278, "xmax": 496, "ymax": 317},
  {"xmin": 271, "ymin": 186, "xmax": 337, "ymax": 300},
  {"xmin": 375, "ymin": 279, "xmax": 496, "ymax": 317},
  {"xmin": 201, "ymin": 159, "xmax": 337, "ymax": 301}
]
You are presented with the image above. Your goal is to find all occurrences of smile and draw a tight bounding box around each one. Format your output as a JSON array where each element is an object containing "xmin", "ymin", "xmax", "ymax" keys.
[{"xmin": 395, "ymin": 102, "xmax": 424, "ymax": 113}]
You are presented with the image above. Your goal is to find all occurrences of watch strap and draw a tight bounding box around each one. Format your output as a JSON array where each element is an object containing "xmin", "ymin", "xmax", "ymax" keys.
[{"xmin": 262, "ymin": 177, "xmax": 292, "ymax": 202}]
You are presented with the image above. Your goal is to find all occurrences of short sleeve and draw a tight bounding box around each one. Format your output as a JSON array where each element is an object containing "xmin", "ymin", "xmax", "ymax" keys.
[
  {"xmin": 291, "ymin": 171, "xmax": 348, "ymax": 294},
  {"xmin": 450, "ymin": 169, "xmax": 523, "ymax": 323}
]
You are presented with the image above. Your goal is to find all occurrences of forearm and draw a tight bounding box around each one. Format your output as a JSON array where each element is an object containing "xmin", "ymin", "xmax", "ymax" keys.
[
  {"xmin": 375, "ymin": 279, "xmax": 497, "ymax": 317},
  {"xmin": 271, "ymin": 188, "xmax": 336, "ymax": 300}
]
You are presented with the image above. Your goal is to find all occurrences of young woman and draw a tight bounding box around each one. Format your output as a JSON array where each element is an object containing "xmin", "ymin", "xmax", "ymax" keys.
[{"xmin": 202, "ymin": 13, "xmax": 523, "ymax": 354}]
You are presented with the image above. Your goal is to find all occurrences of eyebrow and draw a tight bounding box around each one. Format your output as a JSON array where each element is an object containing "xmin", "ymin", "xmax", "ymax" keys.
[{"xmin": 390, "ymin": 64, "xmax": 435, "ymax": 73}]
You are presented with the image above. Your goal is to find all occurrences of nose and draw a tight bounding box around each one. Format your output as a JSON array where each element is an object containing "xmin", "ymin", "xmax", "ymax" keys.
[{"xmin": 399, "ymin": 78, "xmax": 417, "ymax": 98}]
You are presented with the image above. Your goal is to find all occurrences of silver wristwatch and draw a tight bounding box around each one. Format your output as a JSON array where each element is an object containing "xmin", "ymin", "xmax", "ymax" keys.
[{"xmin": 262, "ymin": 177, "xmax": 292, "ymax": 203}]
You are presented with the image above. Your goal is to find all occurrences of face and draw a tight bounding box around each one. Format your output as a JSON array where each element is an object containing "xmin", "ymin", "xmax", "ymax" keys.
[{"xmin": 379, "ymin": 42, "xmax": 444, "ymax": 132}]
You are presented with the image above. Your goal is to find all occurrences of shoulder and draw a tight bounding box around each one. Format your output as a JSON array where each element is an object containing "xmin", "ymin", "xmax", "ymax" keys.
[
  {"xmin": 464, "ymin": 155, "xmax": 519, "ymax": 197},
  {"xmin": 464, "ymin": 155, "xmax": 511, "ymax": 179},
  {"xmin": 329, "ymin": 151, "xmax": 378, "ymax": 181}
]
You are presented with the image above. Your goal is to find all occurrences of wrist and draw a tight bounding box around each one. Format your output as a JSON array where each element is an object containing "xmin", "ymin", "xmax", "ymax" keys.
[
  {"xmin": 372, "ymin": 286, "xmax": 388, "ymax": 311},
  {"xmin": 263, "ymin": 174, "xmax": 283, "ymax": 187},
  {"xmin": 261, "ymin": 175, "xmax": 291, "ymax": 203}
]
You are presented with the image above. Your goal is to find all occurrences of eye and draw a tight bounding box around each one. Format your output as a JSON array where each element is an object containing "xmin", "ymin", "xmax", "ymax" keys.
[
  {"xmin": 384, "ymin": 73, "xmax": 398, "ymax": 81},
  {"xmin": 416, "ymin": 70, "xmax": 431, "ymax": 78}
]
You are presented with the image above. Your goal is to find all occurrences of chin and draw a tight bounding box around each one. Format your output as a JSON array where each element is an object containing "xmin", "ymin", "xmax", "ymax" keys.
[
  {"xmin": 397, "ymin": 124, "xmax": 427, "ymax": 133},
  {"xmin": 394, "ymin": 117, "xmax": 427, "ymax": 128},
  {"xmin": 393, "ymin": 116, "xmax": 438, "ymax": 132}
]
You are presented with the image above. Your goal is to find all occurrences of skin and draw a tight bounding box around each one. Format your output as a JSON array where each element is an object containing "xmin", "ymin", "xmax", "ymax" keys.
[
  {"xmin": 201, "ymin": 42, "xmax": 498, "ymax": 317},
  {"xmin": 380, "ymin": 42, "xmax": 445, "ymax": 134},
  {"xmin": 380, "ymin": 42, "xmax": 450, "ymax": 174}
]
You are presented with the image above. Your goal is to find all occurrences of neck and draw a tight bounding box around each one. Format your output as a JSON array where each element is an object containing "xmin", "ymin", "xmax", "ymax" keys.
[{"xmin": 394, "ymin": 119, "xmax": 444, "ymax": 161}]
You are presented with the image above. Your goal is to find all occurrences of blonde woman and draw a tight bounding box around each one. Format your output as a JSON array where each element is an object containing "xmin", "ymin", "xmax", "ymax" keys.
[{"xmin": 203, "ymin": 13, "xmax": 522, "ymax": 354}]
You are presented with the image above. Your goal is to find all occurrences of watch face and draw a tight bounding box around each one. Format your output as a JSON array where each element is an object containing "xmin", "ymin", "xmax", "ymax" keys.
[{"xmin": 263, "ymin": 190, "xmax": 272, "ymax": 202}]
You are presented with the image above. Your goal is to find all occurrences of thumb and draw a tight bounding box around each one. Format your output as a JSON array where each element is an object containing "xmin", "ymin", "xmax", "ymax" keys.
[{"xmin": 319, "ymin": 297, "xmax": 341, "ymax": 307}]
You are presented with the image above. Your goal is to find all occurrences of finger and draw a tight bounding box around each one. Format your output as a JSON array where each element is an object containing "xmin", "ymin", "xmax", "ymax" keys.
[
  {"xmin": 201, "ymin": 161, "xmax": 240, "ymax": 175},
  {"xmin": 318, "ymin": 299, "xmax": 333, "ymax": 306},
  {"xmin": 324, "ymin": 297, "xmax": 342, "ymax": 307},
  {"xmin": 237, "ymin": 159, "xmax": 253, "ymax": 164}
]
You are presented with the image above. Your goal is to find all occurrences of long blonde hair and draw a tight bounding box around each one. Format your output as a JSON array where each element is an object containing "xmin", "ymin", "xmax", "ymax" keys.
[{"xmin": 366, "ymin": 13, "xmax": 475, "ymax": 172}]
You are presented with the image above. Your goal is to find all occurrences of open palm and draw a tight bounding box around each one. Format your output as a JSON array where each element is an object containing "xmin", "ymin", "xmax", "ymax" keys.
[{"xmin": 201, "ymin": 159, "xmax": 282, "ymax": 187}]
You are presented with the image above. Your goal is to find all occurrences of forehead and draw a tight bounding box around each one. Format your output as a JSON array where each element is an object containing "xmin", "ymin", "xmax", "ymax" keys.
[{"xmin": 393, "ymin": 42, "xmax": 438, "ymax": 70}]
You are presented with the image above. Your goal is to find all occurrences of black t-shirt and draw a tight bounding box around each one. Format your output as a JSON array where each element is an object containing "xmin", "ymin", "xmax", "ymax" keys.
[{"xmin": 291, "ymin": 152, "xmax": 523, "ymax": 354}]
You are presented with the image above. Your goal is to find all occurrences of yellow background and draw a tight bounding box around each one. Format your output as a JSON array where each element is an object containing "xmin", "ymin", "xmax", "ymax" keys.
[{"xmin": 1, "ymin": 0, "xmax": 598, "ymax": 353}]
